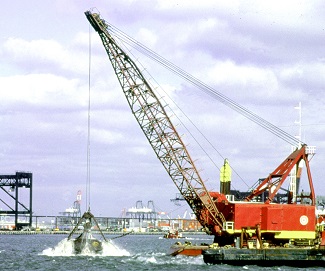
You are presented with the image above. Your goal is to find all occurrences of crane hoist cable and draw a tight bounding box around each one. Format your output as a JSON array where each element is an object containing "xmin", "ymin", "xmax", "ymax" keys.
[
  {"xmin": 105, "ymin": 24, "xmax": 303, "ymax": 148},
  {"xmin": 86, "ymin": 23, "xmax": 92, "ymax": 211}
]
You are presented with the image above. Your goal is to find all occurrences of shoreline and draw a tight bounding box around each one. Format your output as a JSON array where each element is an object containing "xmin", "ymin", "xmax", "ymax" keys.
[{"xmin": 0, "ymin": 230, "xmax": 207, "ymax": 236}]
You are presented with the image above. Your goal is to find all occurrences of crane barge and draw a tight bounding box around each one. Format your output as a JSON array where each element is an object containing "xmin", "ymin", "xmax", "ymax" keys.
[{"xmin": 85, "ymin": 10, "xmax": 325, "ymax": 266}]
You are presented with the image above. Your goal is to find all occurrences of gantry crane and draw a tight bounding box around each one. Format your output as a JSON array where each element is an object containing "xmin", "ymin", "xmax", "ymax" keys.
[{"xmin": 85, "ymin": 10, "xmax": 319, "ymax": 245}]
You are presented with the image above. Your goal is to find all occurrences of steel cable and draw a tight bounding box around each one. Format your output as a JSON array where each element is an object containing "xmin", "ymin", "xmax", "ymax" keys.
[{"xmin": 105, "ymin": 24, "xmax": 302, "ymax": 147}]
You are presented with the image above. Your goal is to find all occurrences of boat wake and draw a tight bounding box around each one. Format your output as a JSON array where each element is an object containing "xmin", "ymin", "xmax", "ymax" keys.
[
  {"xmin": 125, "ymin": 252, "xmax": 205, "ymax": 266},
  {"xmin": 41, "ymin": 238, "xmax": 130, "ymax": 257}
]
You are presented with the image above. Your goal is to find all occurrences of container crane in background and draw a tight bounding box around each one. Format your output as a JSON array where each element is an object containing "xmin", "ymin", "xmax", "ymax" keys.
[
  {"xmin": 85, "ymin": 10, "xmax": 321, "ymax": 251},
  {"xmin": 74, "ymin": 190, "xmax": 82, "ymax": 218},
  {"xmin": 59, "ymin": 190, "xmax": 82, "ymax": 223}
]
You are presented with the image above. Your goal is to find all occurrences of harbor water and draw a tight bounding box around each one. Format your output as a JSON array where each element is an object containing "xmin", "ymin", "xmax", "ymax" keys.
[{"xmin": 0, "ymin": 233, "xmax": 324, "ymax": 271}]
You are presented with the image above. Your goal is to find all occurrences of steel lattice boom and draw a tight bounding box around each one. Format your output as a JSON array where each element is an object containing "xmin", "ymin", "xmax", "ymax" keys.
[{"xmin": 85, "ymin": 10, "xmax": 225, "ymax": 233}]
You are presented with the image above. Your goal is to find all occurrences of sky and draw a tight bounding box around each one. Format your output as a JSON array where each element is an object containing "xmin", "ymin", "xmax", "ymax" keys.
[{"xmin": 1, "ymin": 0, "xmax": 324, "ymax": 218}]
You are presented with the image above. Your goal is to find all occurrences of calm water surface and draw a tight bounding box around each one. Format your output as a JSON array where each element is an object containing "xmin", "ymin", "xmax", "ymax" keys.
[{"xmin": 0, "ymin": 234, "xmax": 324, "ymax": 271}]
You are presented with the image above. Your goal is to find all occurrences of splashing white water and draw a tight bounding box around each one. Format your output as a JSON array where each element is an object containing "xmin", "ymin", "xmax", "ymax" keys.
[
  {"xmin": 102, "ymin": 240, "xmax": 130, "ymax": 256},
  {"xmin": 41, "ymin": 238, "xmax": 130, "ymax": 257}
]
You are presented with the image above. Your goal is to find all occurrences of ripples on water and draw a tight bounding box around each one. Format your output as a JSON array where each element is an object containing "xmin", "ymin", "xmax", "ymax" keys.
[{"xmin": 0, "ymin": 234, "xmax": 324, "ymax": 271}]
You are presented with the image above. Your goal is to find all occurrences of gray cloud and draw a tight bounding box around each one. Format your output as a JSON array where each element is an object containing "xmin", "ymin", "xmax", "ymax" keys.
[{"xmin": 1, "ymin": 0, "xmax": 324, "ymax": 217}]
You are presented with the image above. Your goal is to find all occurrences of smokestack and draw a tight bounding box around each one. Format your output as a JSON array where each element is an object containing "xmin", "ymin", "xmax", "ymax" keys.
[{"xmin": 220, "ymin": 158, "xmax": 231, "ymax": 195}]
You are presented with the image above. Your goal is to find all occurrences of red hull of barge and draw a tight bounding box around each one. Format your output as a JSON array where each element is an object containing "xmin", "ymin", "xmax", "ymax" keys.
[{"xmin": 169, "ymin": 242, "xmax": 208, "ymax": 256}]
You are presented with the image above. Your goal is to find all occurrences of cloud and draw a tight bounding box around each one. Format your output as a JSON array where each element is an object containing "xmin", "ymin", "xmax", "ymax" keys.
[
  {"xmin": 0, "ymin": 73, "xmax": 85, "ymax": 110},
  {"xmin": 2, "ymin": 37, "xmax": 90, "ymax": 76},
  {"xmin": 1, "ymin": 0, "xmax": 325, "ymax": 217}
]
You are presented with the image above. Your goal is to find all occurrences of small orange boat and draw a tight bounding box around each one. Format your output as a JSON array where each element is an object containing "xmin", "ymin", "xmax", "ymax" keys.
[{"xmin": 163, "ymin": 230, "xmax": 184, "ymax": 239}]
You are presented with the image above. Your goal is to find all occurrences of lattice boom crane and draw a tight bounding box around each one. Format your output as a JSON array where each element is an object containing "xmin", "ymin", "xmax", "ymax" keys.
[{"xmin": 85, "ymin": 10, "xmax": 225, "ymax": 234}]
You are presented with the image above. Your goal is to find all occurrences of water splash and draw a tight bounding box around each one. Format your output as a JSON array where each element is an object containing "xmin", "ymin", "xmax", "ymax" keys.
[
  {"xmin": 41, "ymin": 238, "xmax": 130, "ymax": 257},
  {"xmin": 102, "ymin": 240, "xmax": 130, "ymax": 256},
  {"xmin": 41, "ymin": 238, "xmax": 74, "ymax": 256}
]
